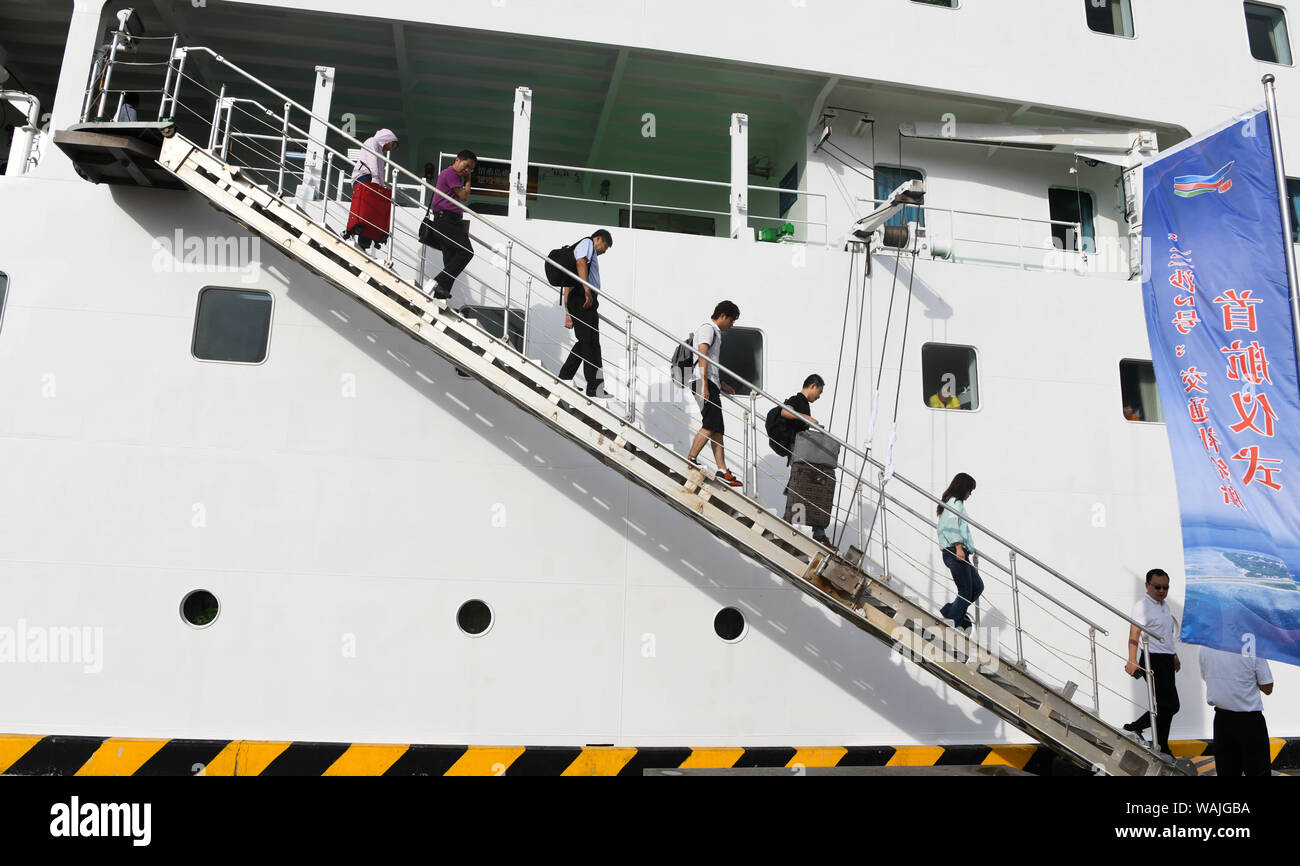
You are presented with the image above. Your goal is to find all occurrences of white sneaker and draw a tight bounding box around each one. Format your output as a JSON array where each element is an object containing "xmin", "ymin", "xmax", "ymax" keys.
[{"xmin": 586, "ymin": 384, "xmax": 613, "ymax": 399}]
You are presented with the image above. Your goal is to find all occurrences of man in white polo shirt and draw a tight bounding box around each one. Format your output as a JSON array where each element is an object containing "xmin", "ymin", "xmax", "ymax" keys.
[
  {"xmin": 1200, "ymin": 644, "xmax": 1274, "ymax": 776},
  {"xmin": 1123, "ymin": 568, "xmax": 1181, "ymax": 755}
]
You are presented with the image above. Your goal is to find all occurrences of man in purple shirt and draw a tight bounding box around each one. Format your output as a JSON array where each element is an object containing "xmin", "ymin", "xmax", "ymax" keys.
[{"xmin": 423, "ymin": 149, "xmax": 477, "ymax": 300}]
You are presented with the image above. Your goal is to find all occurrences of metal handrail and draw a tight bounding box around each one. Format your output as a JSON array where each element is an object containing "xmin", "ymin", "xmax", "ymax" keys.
[
  {"xmin": 855, "ymin": 195, "xmax": 1087, "ymax": 258},
  {"xmin": 161, "ymin": 45, "xmax": 1154, "ymax": 645},
  {"xmin": 856, "ymin": 196, "xmax": 1082, "ymax": 232},
  {"xmin": 435, "ymin": 154, "xmax": 828, "ymax": 241},
  {"xmin": 871, "ymin": 482, "xmax": 1110, "ymax": 635},
  {"xmin": 445, "ymin": 152, "xmax": 734, "ymax": 189}
]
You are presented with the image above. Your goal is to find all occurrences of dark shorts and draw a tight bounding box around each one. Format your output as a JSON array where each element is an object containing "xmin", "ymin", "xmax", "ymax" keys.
[{"xmin": 699, "ymin": 379, "xmax": 724, "ymax": 434}]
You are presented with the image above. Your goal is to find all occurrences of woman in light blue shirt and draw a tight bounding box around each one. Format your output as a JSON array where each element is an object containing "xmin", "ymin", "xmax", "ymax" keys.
[{"xmin": 936, "ymin": 472, "xmax": 983, "ymax": 631}]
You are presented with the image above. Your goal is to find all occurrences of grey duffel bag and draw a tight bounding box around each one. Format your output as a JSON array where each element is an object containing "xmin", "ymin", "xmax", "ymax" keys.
[{"xmin": 790, "ymin": 429, "xmax": 840, "ymax": 466}]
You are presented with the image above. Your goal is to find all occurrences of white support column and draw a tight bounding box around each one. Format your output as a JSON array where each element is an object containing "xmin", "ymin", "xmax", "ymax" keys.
[
  {"xmin": 510, "ymin": 86, "xmax": 533, "ymax": 220},
  {"xmin": 730, "ymin": 112, "xmax": 750, "ymax": 241},
  {"xmin": 38, "ymin": 0, "xmax": 106, "ymax": 179},
  {"xmin": 297, "ymin": 65, "xmax": 335, "ymax": 201},
  {"xmin": 3, "ymin": 93, "xmax": 40, "ymax": 176}
]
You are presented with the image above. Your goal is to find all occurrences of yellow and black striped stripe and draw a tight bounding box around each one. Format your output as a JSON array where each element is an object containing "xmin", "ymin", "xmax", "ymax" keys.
[{"xmin": 1, "ymin": 735, "xmax": 1294, "ymax": 776}]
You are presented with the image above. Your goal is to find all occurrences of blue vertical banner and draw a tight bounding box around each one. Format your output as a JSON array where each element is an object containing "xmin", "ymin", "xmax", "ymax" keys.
[{"xmin": 1142, "ymin": 107, "xmax": 1300, "ymax": 665}]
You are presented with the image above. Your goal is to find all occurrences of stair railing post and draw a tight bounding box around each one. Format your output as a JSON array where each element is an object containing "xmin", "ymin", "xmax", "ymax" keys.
[
  {"xmin": 857, "ymin": 480, "xmax": 865, "ymax": 552},
  {"xmin": 1009, "ymin": 550, "xmax": 1024, "ymax": 668},
  {"xmin": 748, "ymin": 393, "xmax": 758, "ymax": 495},
  {"xmin": 277, "ymin": 101, "xmax": 290, "ymax": 196},
  {"xmin": 741, "ymin": 395, "xmax": 752, "ymax": 496},
  {"xmin": 1141, "ymin": 632, "xmax": 1158, "ymax": 751},
  {"xmin": 219, "ymin": 97, "xmax": 234, "ymax": 161},
  {"xmin": 624, "ymin": 315, "xmax": 634, "ymax": 420},
  {"xmin": 207, "ymin": 84, "xmax": 226, "ymax": 153},
  {"xmin": 1089, "ymin": 627, "xmax": 1100, "ymax": 711},
  {"xmin": 322, "ymin": 151, "xmax": 333, "ymax": 228},
  {"xmin": 503, "ymin": 241, "xmax": 514, "ymax": 341},
  {"xmin": 628, "ymin": 339, "xmax": 639, "ymax": 424},
  {"xmin": 165, "ymin": 48, "xmax": 187, "ymax": 122},
  {"xmin": 97, "ymin": 29, "xmax": 122, "ymax": 120},
  {"xmin": 878, "ymin": 472, "xmax": 891, "ymax": 577},
  {"xmin": 156, "ymin": 35, "xmax": 180, "ymax": 121},
  {"xmin": 385, "ymin": 158, "xmax": 398, "ymax": 266},
  {"xmin": 522, "ymin": 276, "xmax": 533, "ymax": 354},
  {"xmin": 81, "ymin": 52, "xmax": 105, "ymax": 123}
]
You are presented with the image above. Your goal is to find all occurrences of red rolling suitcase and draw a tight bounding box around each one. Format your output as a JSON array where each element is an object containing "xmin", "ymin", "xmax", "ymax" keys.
[{"xmin": 346, "ymin": 180, "xmax": 393, "ymax": 243}]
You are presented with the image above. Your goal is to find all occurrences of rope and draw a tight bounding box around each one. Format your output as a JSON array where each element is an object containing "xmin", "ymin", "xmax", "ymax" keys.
[
  {"xmin": 818, "ymin": 142, "xmax": 875, "ymax": 183},
  {"xmin": 846, "ymin": 249, "xmax": 917, "ymax": 549},
  {"xmin": 885, "ymin": 252, "xmax": 919, "ymax": 480},
  {"xmin": 829, "ymin": 250, "xmax": 871, "ymax": 546},
  {"xmin": 826, "ymin": 246, "xmax": 858, "ymax": 430}
]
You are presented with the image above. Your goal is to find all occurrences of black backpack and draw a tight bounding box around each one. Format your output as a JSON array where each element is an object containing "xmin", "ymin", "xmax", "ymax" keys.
[
  {"xmin": 765, "ymin": 402, "xmax": 797, "ymax": 457},
  {"xmin": 671, "ymin": 324, "xmax": 717, "ymax": 388},
  {"xmin": 545, "ymin": 237, "xmax": 585, "ymax": 291}
]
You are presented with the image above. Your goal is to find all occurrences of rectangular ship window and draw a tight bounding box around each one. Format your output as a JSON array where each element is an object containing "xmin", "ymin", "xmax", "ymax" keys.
[
  {"xmin": 719, "ymin": 326, "xmax": 764, "ymax": 396},
  {"xmin": 192, "ymin": 287, "xmax": 273, "ymax": 364},
  {"xmin": 912, "ymin": 0, "xmax": 959, "ymax": 7},
  {"xmin": 1120, "ymin": 359, "xmax": 1164, "ymax": 423},
  {"xmin": 1246, "ymin": 3, "xmax": 1293, "ymax": 64},
  {"xmin": 0, "ymin": 273, "xmax": 8, "ymax": 333},
  {"xmin": 874, "ymin": 165, "xmax": 925, "ymax": 228},
  {"xmin": 1048, "ymin": 187, "xmax": 1096, "ymax": 253},
  {"xmin": 922, "ymin": 343, "xmax": 979, "ymax": 411},
  {"xmin": 1085, "ymin": 0, "xmax": 1135, "ymax": 37}
]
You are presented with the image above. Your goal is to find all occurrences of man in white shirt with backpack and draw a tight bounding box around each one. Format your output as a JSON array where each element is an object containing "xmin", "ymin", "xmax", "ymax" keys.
[
  {"xmin": 686, "ymin": 300, "xmax": 742, "ymax": 487},
  {"xmin": 556, "ymin": 229, "xmax": 613, "ymax": 398}
]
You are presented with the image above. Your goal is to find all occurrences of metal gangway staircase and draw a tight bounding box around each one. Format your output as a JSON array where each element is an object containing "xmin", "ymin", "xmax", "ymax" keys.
[{"xmin": 54, "ymin": 33, "xmax": 1190, "ymax": 777}]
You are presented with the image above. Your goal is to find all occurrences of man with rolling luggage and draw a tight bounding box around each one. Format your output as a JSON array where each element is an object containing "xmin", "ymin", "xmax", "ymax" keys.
[{"xmin": 781, "ymin": 379, "xmax": 836, "ymax": 546}]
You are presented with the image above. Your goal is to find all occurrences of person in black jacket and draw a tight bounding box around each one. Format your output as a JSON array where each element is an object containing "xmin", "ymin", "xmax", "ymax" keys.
[
  {"xmin": 779, "ymin": 374, "xmax": 824, "ymax": 461},
  {"xmin": 780, "ymin": 374, "xmax": 829, "ymax": 543}
]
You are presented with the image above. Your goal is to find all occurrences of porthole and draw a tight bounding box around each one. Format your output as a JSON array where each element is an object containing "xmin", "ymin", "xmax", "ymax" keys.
[
  {"xmin": 457, "ymin": 599, "xmax": 493, "ymax": 636},
  {"xmin": 181, "ymin": 590, "xmax": 220, "ymax": 628},
  {"xmin": 714, "ymin": 607, "xmax": 747, "ymax": 642}
]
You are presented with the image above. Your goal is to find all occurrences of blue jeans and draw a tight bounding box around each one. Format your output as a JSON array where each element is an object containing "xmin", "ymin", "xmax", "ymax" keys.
[{"xmin": 941, "ymin": 545, "xmax": 983, "ymax": 627}]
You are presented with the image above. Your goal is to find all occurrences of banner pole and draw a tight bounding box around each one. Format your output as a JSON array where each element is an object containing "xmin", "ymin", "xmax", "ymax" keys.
[{"xmin": 1262, "ymin": 74, "xmax": 1300, "ymax": 375}]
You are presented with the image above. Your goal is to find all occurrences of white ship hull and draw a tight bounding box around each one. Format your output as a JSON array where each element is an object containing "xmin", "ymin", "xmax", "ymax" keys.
[{"xmin": 0, "ymin": 0, "xmax": 1296, "ymax": 766}]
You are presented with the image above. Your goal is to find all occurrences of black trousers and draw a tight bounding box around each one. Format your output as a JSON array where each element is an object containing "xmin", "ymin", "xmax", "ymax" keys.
[
  {"xmin": 1213, "ymin": 708, "xmax": 1270, "ymax": 776},
  {"xmin": 432, "ymin": 211, "xmax": 473, "ymax": 291},
  {"xmin": 1131, "ymin": 651, "xmax": 1180, "ymax": 754},
  {"xmin": 559, "ymin": 289, "xmax": 603, "ymax": 390}
]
